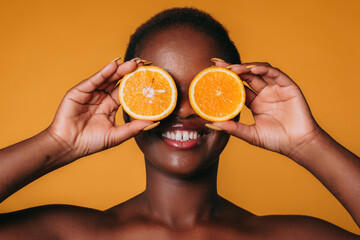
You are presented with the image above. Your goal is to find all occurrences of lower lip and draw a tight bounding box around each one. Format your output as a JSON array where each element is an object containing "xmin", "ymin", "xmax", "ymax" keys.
[{"xmin": 162, "ymin": 136, "xmax": 203, "ymax": 150}]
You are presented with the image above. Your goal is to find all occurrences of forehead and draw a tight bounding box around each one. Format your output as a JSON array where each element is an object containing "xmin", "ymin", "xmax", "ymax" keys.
[{"xmin": 138, "ymin": 25, "xmax": 224, "ymax": 84}]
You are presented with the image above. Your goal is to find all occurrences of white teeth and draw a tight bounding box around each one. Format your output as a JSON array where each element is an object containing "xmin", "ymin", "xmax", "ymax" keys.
[
  {"xmin": 183, "ymin": 131, "xmax": 189, "ymax": 141},
  {"xmin": 175, "ymin": 132, "xmax": 181, "ymax": 141},
  {"xmin": 189, "ymin": 132, "xmax": 194, "ymax": 139},
  {"xmin": 162, "ymin": 131, "xmax": 201, "ymax": 141}
]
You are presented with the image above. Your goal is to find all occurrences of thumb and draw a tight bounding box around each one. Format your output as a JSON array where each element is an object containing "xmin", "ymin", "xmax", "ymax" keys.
[
  {"xmin": 212, "ymin": 121, "xmax": 258, "ymax": 145},
  {"xmin": 110, "ymin": 120, "xmax": 153, "ymax": 146}
]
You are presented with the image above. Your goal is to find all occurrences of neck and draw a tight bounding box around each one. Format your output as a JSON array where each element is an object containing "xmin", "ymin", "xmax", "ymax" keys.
[{"xmin": 141, "ymin": 160, "xmax": 220, "ymax": 229}]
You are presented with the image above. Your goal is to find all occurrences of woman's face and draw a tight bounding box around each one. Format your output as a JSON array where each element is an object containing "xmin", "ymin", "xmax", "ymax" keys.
[{"xmin": 130, "ymin": 25, "xmax": 231, "ymax": 178}]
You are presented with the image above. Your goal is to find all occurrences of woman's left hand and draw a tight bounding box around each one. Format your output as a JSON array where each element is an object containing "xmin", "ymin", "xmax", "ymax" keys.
[{"xmin": 212, "ymin": 62, "xmax": 321, "ymax": 158}]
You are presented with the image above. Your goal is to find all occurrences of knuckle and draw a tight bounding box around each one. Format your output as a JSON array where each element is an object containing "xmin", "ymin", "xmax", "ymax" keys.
[
  {"xmin": 124, "ymin": 122, "xmax": 140, "ymax": 135},
  {"xmin": 264, "ymin": 62, "xmax": 272, "ymax": 67},
  {"xmin": 257, "ymin": 62, "xmax": 271, "ymax": 67},
  {"xmin": 121, "ymin": 122, "xmax": 132, "ymax": 133},
  {"xmin": 273, "ymin": 67, "xmax": 281, "ymax": 72},
  {"xmin": 66, "ymin": 88, "xmax": 77, "ymax": 97}
]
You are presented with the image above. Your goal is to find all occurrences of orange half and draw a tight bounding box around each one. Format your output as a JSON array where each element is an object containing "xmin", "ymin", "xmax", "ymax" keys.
[
  {"xmin": 119, "ymin": 66, "xmax": 177, "ymax": 121},
  {"xmin": 189, "ymin": 67, "xmax": 246, "ymax": 122}
]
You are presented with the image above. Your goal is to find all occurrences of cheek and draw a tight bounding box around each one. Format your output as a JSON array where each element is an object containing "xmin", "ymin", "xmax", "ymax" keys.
[
  {"xmin": 134, "ymin": 132, "xmax": 156, "ymax": 157},
  {"xmin": 207, "ymin": 131, "xmax": 230, "ymax": 159}
]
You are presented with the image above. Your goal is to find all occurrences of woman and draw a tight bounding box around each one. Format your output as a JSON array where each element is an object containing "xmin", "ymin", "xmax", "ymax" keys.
[{"xmin": 0, "ymin": 8, "xmax": 359, "ymax": 239}]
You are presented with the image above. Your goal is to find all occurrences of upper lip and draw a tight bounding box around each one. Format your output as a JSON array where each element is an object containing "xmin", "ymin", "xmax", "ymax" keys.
[
  {"xmin": 150, "ymin": 119, "xmax": 210, "ymax": 135},
  {"xmin": 162, "ymin": 122, "xmax": 208, "ymax": 132}
]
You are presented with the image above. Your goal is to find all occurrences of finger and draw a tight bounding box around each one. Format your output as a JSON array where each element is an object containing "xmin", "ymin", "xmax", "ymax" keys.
[
  {"xmin": 75, "ymin": 60, "xmax": 119, "ymax": 93},
  {"xmin": 136, "ymin": 58, "xmax": 153, "ymax": 67},
  {"xmin": 235, "ymin": 62, "xmax": 278, "ymax": 86},
  {"xmin": 214, "ymin": 61, "xmax": 257, "ymax": 76},
  {"xmin": 244, "ymin": 85, "xmax": 257, "ymax": 107},
  {"xmin": 240, "ymin": 72, "xmax": 267, "ymax": 93},
  {"xmin": 99, "ymin": 60, "xmax": 138, "ymax": 89},
  {"xmin": 102, "ymin": 81, "xmax": 117, "ymax": 94},
  {"xmin": 212, "ymin": 120, "xmax": 258, "ymax": 145},
  {"xmin": 218, "ymin": 63, "xmax": 272, "ymax": 93},
  {"xmin": 103, "ymin": 58, "xmax": 149, "ymax": 88},
  {"xmin": 225, "ymin": 63, "xmax": 252, "ymax": 74},
  {"xmin": 250, "ymin": 65, "xmax": 294, "ymax": 87},
  {"xmin": 214, "ymin": 60, "xmax": 231, "ymax": 68},
  {"xmin": 98, "ymin": 79, "xmax": 115, "ymax": 91},
  {"xmin": 107, "ymin": 58, "xmax": 150, "ymax": 103},
  {"xmin": 212, "ymin": 61, "xmax": 273, "ymax": 93},
  {"xmin": 109, "ymin": 85, "xmax": 120, "ymax": 105},
  {"xmin": 110, "ymin": 120, "xmax": 153, "ymax": 146}
]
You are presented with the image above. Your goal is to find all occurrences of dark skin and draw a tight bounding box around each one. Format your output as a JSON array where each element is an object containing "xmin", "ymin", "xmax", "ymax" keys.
[{"xmin": 0, "ymin": 25, "xmax": 359, "ymax": 239}]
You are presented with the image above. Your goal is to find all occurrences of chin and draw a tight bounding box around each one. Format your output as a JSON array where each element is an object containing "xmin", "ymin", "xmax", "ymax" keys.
[{"xmin": 144, "ymin": 153, "xmax": 220, "ymax": 179}]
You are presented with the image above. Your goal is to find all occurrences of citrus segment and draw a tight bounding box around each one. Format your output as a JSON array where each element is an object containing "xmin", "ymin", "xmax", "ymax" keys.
[
  {"xmin": 189, "ymin": 67, "xmax": 246, "ymax": 122},
  {"xmin": 119, "ymin": 66, "xmax": 177, "ymax": 121}
]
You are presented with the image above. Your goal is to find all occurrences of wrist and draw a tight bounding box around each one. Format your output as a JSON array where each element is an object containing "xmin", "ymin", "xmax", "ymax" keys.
[
  {"xmin": 38, "ymin": 128, "xmax": 77, "ymax": 169},
  {"xmin": 287, "ymin": 126, "xmax": 328, "ymax": 166}
]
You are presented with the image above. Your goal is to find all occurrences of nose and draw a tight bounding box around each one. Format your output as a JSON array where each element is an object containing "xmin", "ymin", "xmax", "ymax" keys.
[{"xmin": 172, "ymin": 89, "xmax": 197, "ymax": 119}]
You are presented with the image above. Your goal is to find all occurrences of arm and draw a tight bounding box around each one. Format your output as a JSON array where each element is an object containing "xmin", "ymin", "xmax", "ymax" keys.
[
  {"xmin": 0, "ymin": 58, "xmax": 153, "ymax": 203},
  {"xmin": 211, "ymin": 61, "xmax": 360, "ymax": 229},
  {"xmin": 290, "ymin": 126, "xmax": 360, "ymax": 227}
]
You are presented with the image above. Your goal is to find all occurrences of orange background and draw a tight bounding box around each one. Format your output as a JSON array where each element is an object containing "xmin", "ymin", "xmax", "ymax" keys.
[{"xmin": 0, "ymin": 0, "xmax": 359, "ymax": 234}]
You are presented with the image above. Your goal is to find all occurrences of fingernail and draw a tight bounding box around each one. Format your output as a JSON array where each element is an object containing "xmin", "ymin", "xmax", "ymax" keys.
[
  {"xmin": 132, "ymin": 57, "xmax": 142, "ymax": 64},
  {"xmin": 143, "ymin": 61, "xmax": 152, "ymax": 66},
  {"xmin": 245, "ymin": 64, "xmax": 256, "ymax": 69},
  {"xmin": 211, "ymin": 57, "xmax": 225, "ymax": 63},
  {"xmin": 137, "ymin": 59, "xmax": 152, "ymax": 65},
  {"xmin": 143, "ymin": 121, "xmax": 160, "ymax": 131},
  {"xmin": 112, "ymin": 57, "xmax": 122, "ymax": 65},
  {"xmin": 205, "ymin": 123, "xmax": 223, "ymax": 131},
  {"xmin": 226, "ymin": 64, "xmax": 242, "ymax": 69}
]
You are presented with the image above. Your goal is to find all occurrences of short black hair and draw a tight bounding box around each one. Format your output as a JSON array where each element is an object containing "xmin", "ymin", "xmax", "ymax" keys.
[{"xmin": 124, "ymin": 7, "xmax": 241, "ymax": 64}]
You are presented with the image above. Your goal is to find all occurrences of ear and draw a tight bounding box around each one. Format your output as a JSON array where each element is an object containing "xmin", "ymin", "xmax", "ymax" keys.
[{"xmin": 123, "ymin": 110, "xmax": 131, "ymax": 123}]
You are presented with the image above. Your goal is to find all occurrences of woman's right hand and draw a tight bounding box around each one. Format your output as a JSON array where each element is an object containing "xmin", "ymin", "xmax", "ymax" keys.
[{"xmin": 46, "ymin": 59, "xmax": 153, "ymax": 162}]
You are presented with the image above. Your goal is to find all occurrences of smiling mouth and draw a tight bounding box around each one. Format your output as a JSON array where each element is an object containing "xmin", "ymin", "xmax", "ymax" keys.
[
  {"xmin": 153, "ymin": 122, "xmax": 211, "ymax": 150},
  {"xmin": 161, "ymin": 130, "xmax": 205, "ymax": 141}
]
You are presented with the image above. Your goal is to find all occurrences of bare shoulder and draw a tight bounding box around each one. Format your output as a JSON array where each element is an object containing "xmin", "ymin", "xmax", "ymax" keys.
[
  {"xmin": 248, "ymin": 214, "xmax": 360, "ymax": 239},
  {"xmin": 0, "ymin": 204, "xmax": 117, "ymax": 239},
  {"xmin": 217, "ymin": 198, "xmax": 359, "ymax": 239},
  {"xmin": 4, "ymin": 197, "xmax": 357, "ymax": 240}
]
